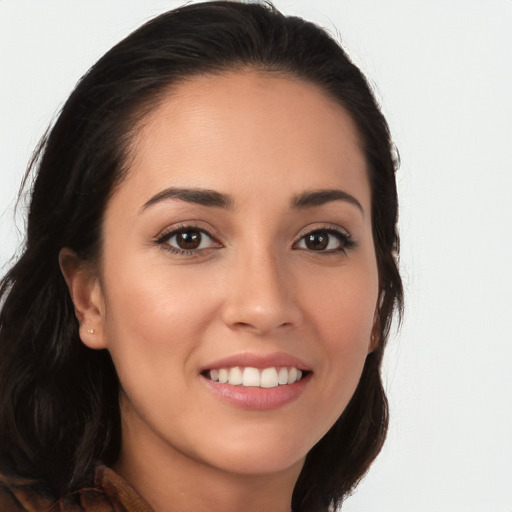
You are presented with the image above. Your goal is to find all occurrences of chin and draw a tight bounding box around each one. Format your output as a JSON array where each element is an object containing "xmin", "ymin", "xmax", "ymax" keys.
[{"xmin": 194, "ymin": 427, "xmax": 312, "ymax": 476}]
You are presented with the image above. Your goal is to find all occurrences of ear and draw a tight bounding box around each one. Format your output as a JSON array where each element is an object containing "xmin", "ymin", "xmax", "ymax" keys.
[
  {"xmin": 368, "ymin": 316, "xmax": 381, "ymax": 353},
  {"xmin": 59, "ymin": 248, "xmax": 107, "ymax": 350},
  {"xmin": 368, "ymin": 296, "xmax": 383, "ymax": 353}
]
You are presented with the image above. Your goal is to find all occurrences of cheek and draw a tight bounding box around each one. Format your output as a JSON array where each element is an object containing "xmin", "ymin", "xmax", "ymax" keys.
[
  {"xmin": 299, "ymin": 261, "xmax": 378, "ymax": 426},
  {"xmin": 313, "ymin": 287, "xmax": 375, "ymax": 380},
  {"xmin": 302, "ymin": 258, "xmax": 378, "ymax": 347},
  {"xmin": 100, "ymin": 259, "xmax": 222, "ymax": 383}
]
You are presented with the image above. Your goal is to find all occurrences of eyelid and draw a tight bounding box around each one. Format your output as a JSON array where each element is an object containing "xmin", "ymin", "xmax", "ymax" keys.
[
  {"xmin": 154, "ymin": 222, "xmax": 222, "ymax": 254},
  {"xmin": 155, "ymin": 220, "xmax": 219, "ymax": 241},
  {"xmin": 293, "ymin": 223, "xmax": 351, "ymax": 241},
  {"xmin": 292, "ymin": 224, "xmax": 355, "ymax": 252}
]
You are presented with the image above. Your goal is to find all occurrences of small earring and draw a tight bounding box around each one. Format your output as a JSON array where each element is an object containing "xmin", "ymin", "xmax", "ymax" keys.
[{"xmin": 87, "ymin": 328, "xmax": 94, "ymax": 334}]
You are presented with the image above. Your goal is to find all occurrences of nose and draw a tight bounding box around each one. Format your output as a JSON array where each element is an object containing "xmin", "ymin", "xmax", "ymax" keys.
[{"xmin": 221, "ymin": 248, "xmax": 303, "ymax": 335}]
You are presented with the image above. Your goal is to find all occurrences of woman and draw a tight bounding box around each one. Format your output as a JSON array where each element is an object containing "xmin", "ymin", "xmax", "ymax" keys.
[{"xmin": 0, "ymin": 1, "xmax": 402, "ymax": 511}]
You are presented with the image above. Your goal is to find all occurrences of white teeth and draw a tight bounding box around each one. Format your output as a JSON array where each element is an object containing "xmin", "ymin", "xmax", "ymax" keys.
[
  {"xmin": 206, "ymin": 366, "xmax": 305, "ymax": 387},
  {"xmin": 242, "ymin": 367, "xmax": 261, "ymax": 387},
  {"xmin": 228, "ymin": 367, "xmax": 243, "ymax": 385},
  {"xmin": 278, "ymin": 367, "xmax": 288, "ymax": 385},
  {"xmin": 287, "ymin": 367, "xmax": 298, "ymax": 384},
  {"xmin": 260, "ymin": 367, "xmax": 279, "ymax": 388}
]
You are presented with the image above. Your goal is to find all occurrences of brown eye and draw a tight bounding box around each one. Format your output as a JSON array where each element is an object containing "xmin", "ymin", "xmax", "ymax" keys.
[
  {"xmin": 160, "ymin": 227, "xmax": 218, "ymax": 253},
  {"xmin": 175, "ymin": 229, "xmax": 202, "ymax": 250},
  {"xmin": 304, "ymin": 232, "xmax": 329, "ymax": 251},
  {"xmin": 295, "ymin": 228, "xmax": 352, "ymax": 252}
]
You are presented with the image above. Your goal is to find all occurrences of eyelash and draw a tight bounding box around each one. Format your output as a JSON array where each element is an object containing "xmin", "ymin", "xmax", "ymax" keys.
[
  {"xmin": 293, "ymin": 225, "xmax": 356, "ymax": 254},
  {"xmin": 154, "ymin": 224, "xmax": 221, "ymax": 256},
  {"xmin": 154, "ymin": 224, "xmax": 355, "ymax": 256}
]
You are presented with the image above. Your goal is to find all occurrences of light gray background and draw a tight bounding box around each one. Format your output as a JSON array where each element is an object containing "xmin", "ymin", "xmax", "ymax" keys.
[{"xmin": 1, "ymin": 1, "xmax": 511, "ymax": 511}]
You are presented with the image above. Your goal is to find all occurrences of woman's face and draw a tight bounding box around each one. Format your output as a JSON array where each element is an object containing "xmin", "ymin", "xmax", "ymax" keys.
[{"xmin": 86, "ymin": 71, "xmax": 378, "ymax": 477}]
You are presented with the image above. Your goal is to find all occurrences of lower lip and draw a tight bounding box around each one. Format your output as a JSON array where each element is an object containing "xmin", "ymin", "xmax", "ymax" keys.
[{"xmin": 200, "ymin": 374, "xmax": 310, "ymax": 410}]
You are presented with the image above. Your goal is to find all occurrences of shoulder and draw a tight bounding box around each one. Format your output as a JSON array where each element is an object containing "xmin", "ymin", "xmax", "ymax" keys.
[
  {"xmin": 93, "ymin": 466, "xmax": 153, "ymax": 512},
  {"xmin": 0, "ymin": 466, "xmax": 151, "ymax": 512},
  {"xmin": 0, "ymin": 471, "xmax": 55, "ymax": 511}
]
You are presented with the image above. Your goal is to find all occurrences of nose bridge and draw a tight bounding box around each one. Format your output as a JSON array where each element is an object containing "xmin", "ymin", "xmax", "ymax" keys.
[{"xmin": 222, "ymin": 240, "xmax": 302, "ymax": 334}]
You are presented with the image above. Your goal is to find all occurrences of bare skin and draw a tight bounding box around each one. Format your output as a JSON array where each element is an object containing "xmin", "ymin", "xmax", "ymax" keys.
[
  {"xmin": 116, "ymin": 404, "xmax": 303, "ymax": 512},
  {"xmin": 61, "ymin": 70, "xmax": 379, "ymax": 512}
]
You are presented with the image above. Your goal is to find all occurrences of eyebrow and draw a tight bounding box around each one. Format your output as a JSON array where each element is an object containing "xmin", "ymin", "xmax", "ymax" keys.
[
  {"xmin": 140, "ymin": 187, "xmax": 234, "ymax": 212},
  {"xmin": 291, "ymin": 189, "xmax": 364, "ymax": 214},
  {"xmin": 140, "ymin": 186, "xmax": 363, "ymax": 215}
]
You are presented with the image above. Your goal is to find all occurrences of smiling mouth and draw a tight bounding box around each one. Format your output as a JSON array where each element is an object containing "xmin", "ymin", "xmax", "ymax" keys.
[{"xmin": 202, "ymin": 366, "xmax": 309, "ymax": 388}]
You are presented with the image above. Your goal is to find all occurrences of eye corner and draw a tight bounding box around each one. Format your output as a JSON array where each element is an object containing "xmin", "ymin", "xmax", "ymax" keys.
[
  {"xmin": 293, "ymin": 225, "xmax": 356, "ymax": 254},
  {"xmin": 154, "ymin": 224, "xmax": 223, "ymax": 256}
]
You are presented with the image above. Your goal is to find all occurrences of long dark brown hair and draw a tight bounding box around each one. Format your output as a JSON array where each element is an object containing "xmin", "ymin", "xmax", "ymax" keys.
[{"xmin": 0, "ymin": 2, "xmax": 403, "ymax": 510}]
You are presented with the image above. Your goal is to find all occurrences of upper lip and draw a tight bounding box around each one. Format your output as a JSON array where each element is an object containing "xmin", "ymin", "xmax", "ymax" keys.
[{"xmin": 201, "ymin": 352, "xmax": 312, "ymax": 372}]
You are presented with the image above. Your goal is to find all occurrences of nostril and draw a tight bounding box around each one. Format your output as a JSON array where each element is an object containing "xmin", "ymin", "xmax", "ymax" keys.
[{"xmin": 231, "ymin": 320, "xmax": 294, "ymax": 333}]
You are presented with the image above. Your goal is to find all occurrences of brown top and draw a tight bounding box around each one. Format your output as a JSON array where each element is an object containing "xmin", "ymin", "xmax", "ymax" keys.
[{"xmin": 0, "ymin": 466, "xmax": 153, "ymax": 512}]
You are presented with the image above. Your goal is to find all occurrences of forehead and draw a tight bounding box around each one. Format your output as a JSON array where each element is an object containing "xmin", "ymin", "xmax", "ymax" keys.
[{"xmin": 120, "ymin": 70, "xmax": 369, "ymax": 208}]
